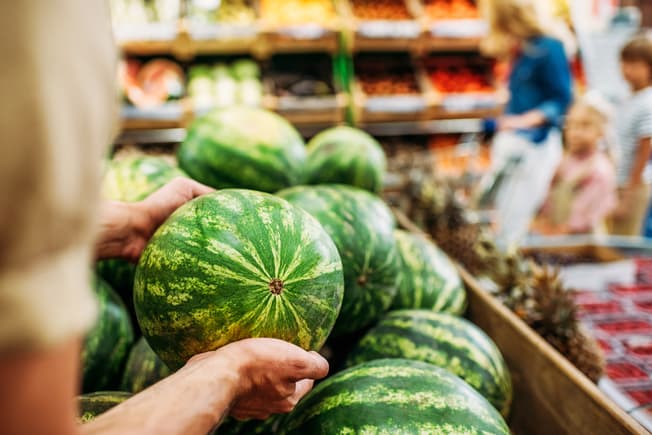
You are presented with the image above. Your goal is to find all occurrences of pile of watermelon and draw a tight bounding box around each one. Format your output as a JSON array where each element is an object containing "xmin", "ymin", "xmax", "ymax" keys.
[{"xmin": 81, "ymin": 107, "xmax": 512, "ymax": 433}]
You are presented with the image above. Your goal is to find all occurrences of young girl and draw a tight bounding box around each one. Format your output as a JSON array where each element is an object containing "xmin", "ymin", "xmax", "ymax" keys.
[{"xmin": 534, "ymin": 94, "xmax": 617, "ymax": 235}]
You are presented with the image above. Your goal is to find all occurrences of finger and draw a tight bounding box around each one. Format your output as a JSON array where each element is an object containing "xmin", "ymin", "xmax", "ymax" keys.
[
  {"xmin": 285, "ymin": 351, "xmax": 329, "ymax": 382},
  {"xmin": 290, "ymin": 378, "xmax": 314, "ymax": 402},
  {"xmin": 173, "ymin": 177, "xmax": 214, "ymax": 198}
]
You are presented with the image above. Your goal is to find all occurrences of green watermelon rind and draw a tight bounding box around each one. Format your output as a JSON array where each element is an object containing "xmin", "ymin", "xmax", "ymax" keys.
[
  {"xmin": 279, "ymin": 358, "xmax": 510, "ymax": 435},
  {"xmin": 82, "ymin": 277, "xmax": 135, "ymax": 393},
  {"xmin": 134, "ymin": 189, "xmax": 344, "ymax": 370},
  {"xmin": 304, "ymin": 126, "xmax": 387, "ymax": 194},
  {"xmin": 278, "ymin": 184, "xmax": 400, "ymax": 337},
  {"xmin": 78, "ymin": 391, "xmax": 132, "ymax": 423},
  {"xmin": 345, "ymin": 309, "xmax": 513, "ymax": 417},
  {"xmin": 392, "ymin": 230, "xmax": 467, "ymax": 315},
  {"xmin": 120, "ymin": 337, "xmax": 172, "ymax": 394},
  {"xmin": 178, "ymin": 107, "xmax": 307, "ymax": 192}
]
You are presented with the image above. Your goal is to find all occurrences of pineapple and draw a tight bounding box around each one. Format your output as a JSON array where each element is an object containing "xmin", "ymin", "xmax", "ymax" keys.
[{"xmin": 493, "ymin": 259, "xmax": 605, "ymax": 382}]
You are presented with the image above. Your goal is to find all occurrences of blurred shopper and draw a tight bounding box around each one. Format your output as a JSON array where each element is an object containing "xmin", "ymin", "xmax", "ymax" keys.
[
  {"xmin": 533, "ymin": 94, "xmax": 617, "ymax": 235},
  {"xmin": 610, "ymin": 34, "xmax": 652, "ymax": 235},
  {"xmin": 479, "ymin": 0, "xmax": 574, "ymax": 247},
  {"xmin": 0, "ymin": 3, "xmax": 326, "ymax": 435}
]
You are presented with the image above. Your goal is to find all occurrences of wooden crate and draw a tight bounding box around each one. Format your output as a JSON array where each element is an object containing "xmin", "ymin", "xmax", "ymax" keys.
[{"xmin": 394, "ymin": 211, "xmax": 648, "ymax": 435}]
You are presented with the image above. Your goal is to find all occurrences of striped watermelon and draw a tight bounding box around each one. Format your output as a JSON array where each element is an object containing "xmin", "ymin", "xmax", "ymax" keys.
[
  {"xmin": 392, "ymin": 230, "xmax": 467, "ymax": 314},
  {"xmin": 345, "ymin": 310, "xmax": 513, "ymax": 417},
  {"xmin": 82, "ymin": 277, "xmax": 134, "ymax": 393},
  {"xmin": 78, "ymin": 391, "xmax": 131, "ymax": 423},
  {"xmin": 278, "ymin": 185, "xmax": 400, "ymax": 337},
  {"xmin": 101, "ymin": 154, "xmax": 187, "ymax": 202},
  {"xmin": 214, "ymin": 416, "xmax": 280, "ymax": 435},
  {"xmin": 178, "ymin": 107, "xmax": 306, "ymax": 192},
  {"xmin": 305, "ymin": 126, "xmax": 386, "ymax": 193},
  {"xmin": 120, "ymin": 337, "xmax": 171, "ymax": 393},
  {"xmin": 279, "ymin": 359, "xmax": 509, "ymax": 434},
  {"xmin": 134, "ymin": 189, "xmax": 344, "ymax": 369},
  {"xmin": 97, "ymin": 155, "xmax": 187, "ymax": 321}
]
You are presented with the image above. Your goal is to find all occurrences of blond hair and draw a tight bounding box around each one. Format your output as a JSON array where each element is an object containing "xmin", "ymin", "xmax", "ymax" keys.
[
  {"xmin": 570, "ymin": 91, "xmax": 620, "ymax": 164},
  {"xmin": 479, "ymin": 0, "xmax": 576, "ymax": 58}
]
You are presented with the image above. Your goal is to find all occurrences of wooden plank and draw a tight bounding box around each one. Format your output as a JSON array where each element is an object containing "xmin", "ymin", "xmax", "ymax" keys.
[{"xmin": 393, "ymin": 209, "xmax": 648, "ymax": 435}]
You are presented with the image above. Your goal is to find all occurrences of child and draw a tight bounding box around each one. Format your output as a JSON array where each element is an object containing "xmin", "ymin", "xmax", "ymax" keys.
[
  {"xmin": 611, "ymin": 34, "xmax": 652, "ymax": 235},
  {"xmin": 534, "ymin": 95, "xmax": 617, "ymax": 235}
]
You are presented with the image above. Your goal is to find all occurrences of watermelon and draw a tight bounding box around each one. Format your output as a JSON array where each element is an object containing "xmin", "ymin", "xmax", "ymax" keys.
[
  {"xmin": 97, "ymin": 155, "xmax": 187, "ymax": 322},
  {"xmin": 214, "ymin": 416, "xmax": 280, "ymax": 435},
  {"xmin": 178, "ymin": 107, "xmax": 306, "ymax": 192},
  {"xmin": 78, "ymin": 391, "xmax": 131, "ymax": 423},
  {"xmin": 134, "ymin": 189, "xmax": 344, "ymax": 369},
  {"xmin": 279, "ymin": 359, "xmax": 509, "ymax": 435},
  {"xmin": 101, "ymin": 154, "xmax": 187, "ymax": 203},
  {"xmin": 120, "ymin": 337, "xmax": 171, "ymax": 393},
  {"xmin": 278, "ymin": 185, "xmax": 400, "ymax": 337},
  {"xmin": 345, "ymin": 310, "xmax": 513, "ymax": 417},
  {"xmin": 82, "ymin": 277, "xmax": 134, "ymax": 393},
  {"xmin": 304, "ymin": 126, "xmax": 386, "ymax": 193},
  {"xmin": 392, "ymin": 230, "xmax": 467, "ymax": 314}
]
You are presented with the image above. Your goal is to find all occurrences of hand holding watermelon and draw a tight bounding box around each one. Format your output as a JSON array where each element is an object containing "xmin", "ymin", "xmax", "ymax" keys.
[
  {"xmin": 209, "ymin": 338, "xmax": 329, "ymax": 421},
  {"xmin": 82, "ymin": 338, "xmax": 329, "ymax": 433},
  {"xmin": 95, "ymin": 177, "xmax": 213, "ymax": 262}
]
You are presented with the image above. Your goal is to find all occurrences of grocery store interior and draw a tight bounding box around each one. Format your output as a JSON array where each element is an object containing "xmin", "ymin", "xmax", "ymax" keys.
[{"xmin": 9, "ymin": 0, "xmax": 652, "ymax": 434}]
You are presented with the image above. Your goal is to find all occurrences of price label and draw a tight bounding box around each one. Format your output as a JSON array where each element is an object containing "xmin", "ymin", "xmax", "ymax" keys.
[
  {"xmin": 189, "ymin": 23, "xmax": 257, "ymax": 40},
  {"xmin": 441, "ymin": 93, "xmax": 498, "ymax": 112},
  {"xmin": 430, "ymin": 19, "xmax": 487, "ymax": 38},
  {"xmin": 276, "ymin": 24, "xmax": 328, "ymax": 40},
  {"xmin": 365, "ymin": 95, "xmax": 426, "ymax": 113},
  {"xmin": 122, "ymin": 102, "xmax": 183, "ymax": 120},
  {"xmin": 113, "ymin": 22, "xmax": 177, "ymax": 42},
  {"xmin": 358, "ymin": 20, "xmax": 420, "ymax": 39},
  {"xmin": 277, "ymin": 96, "xmax": 338, "ymax": 111}
]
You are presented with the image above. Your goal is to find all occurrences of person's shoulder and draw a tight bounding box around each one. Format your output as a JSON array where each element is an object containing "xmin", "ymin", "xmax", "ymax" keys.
[{"xmin": 592, "ymin": 153, "xmax": 617, "ymax": 179}]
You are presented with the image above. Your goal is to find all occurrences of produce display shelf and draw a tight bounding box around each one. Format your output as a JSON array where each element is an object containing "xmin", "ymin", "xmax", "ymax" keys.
[
  {"xmin": 395, "ymin": 210, "xmax": 649, "ymax": 435},
  {"xmin": 115, "ymin": 116, "xmax": 485, "ymax": 146}
]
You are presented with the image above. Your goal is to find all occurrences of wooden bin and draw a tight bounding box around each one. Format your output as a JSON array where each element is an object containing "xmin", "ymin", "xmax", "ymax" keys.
[
  {"xmin": 394, "ymin": 212, "xmax": 648, "ymax": 435},
  {"xmin": 342, "ymin": 0, "xmax": 426, "ymax": 53}
]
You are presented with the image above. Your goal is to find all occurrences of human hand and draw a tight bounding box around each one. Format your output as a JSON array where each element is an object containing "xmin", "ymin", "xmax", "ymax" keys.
[
  {"xmin": 199, "ymin": 338, "xmax": 329, "ymax": 421},
  {"xmin": 96, "ymin": 177, "xmax": 213, "ymax": 262}
]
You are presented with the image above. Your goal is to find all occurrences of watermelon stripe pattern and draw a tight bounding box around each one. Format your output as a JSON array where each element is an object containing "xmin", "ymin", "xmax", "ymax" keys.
[
  {"xmin": 178, "ymin": 107, "xmax": 306, "ymax": 192},
  {"xmin": 278, "ymin": 185, "xmax": 400, "ymax": 337},
  {"xmin": 393, "ymin": 230, "xmax": 467, "ymax": 314},
  {"xmin": 78, "ymin": 391, "xmax": 132, "ymax": 423},
  {"xmin": 304, "ymin": 126, "xmax": 386, "ymax": 193},
  {"xmin": 82, "ymin": 277, "xmax": 134, "ymax": 393},
  {"xmin": 346, "ymin": 310, "xmax": 513, "ymax": 417},
  {"xmin": 279, "ymin": 359, "xmax": 509, "ymax": 435},
  {"xmin": 121, "ymin": 337, "xmax": 172, "ymax": 393},
  {"xmin": 134, "ymin": 190, "xmax": 344, "ymax": 369}
]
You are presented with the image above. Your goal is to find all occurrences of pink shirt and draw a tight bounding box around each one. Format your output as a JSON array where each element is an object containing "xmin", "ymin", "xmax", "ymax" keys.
[{"xmin": 540, "ymin": 151, "xmax": 617, "ymax": 233}]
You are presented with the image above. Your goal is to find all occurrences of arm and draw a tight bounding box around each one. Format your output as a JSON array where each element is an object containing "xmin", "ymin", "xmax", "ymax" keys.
[
  {"xmin": 500, "ymin": 39, "xmax": 572, "ymax": 131},
  {"xmin": 81, "ymin": 338, "xmax": 329, "ymax": 434},
  {"xmin": 627, "ymin": 137, "xmax": 652, "ymax": 187}
]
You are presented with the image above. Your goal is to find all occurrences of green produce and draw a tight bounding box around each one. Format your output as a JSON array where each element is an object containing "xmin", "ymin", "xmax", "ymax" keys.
[
  {"xmin": 178, "ymin": 107, "xmax": 306, "ymax": 192},
  {"xmin": 305, "ymin": 126, "xmax": 386, "ymax": 193},
  {"xmin": 98, "ymin": 155, "xmax": 186, "ymax": 293},
  {"xmin": 214, "ymin": 416, "xmax": 280, "ymax": 435},
  {"xmin": 278, "ymin": 185, "xmax": 400, "ymax": 337},
  {"xmin": 82, "ymin": 277, "xmax": 134, "ymax": 393},
  {"xmin": 346, "ymin": 310, "xmax": 513, "ymax": 417},
  {"xmin": 279, "ymin": 358, "xmax": 510, "ymax": 435},
  {"xmin": 78, "ymin": 391, "xmax": 132, "ymax": 423},
  {"xmin": 134, "ymin": 189, "xmax": 344, "ymax": 369},
  {"xmin": 392, "ymin": 230, "xmax": 467, "ymax": 314},
  {"xmin": 101, "ymin": 154, "xmax": 186, "ymax": 202},
  {"xmin": 120, "ymin": 337, "xmax": 171, "ymax": 393}
]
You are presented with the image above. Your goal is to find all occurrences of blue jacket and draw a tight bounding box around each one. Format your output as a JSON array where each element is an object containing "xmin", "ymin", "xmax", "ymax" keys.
[{"xmin": 487, "ymin": 36, "xmax": 573, "ymax": 143}]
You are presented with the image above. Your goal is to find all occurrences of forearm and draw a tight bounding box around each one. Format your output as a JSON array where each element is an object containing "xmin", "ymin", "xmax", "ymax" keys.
[
  {"xmin": 81, "ymin": 356, "xmax": 240, "ymax": 435},
  {"xmin": 628, "ymin": 138, "xmax": 652, "ymax": 186}
]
